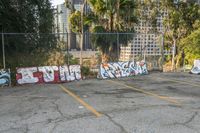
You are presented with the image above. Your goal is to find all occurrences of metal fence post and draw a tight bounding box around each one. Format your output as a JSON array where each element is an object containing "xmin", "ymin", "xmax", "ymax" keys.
[
  {"xmin": 161, "ymin": 32, "xmax": 164, "ymax": 72},
  {"xmin": 2, "ymin": 32, "xmax": 5, "ymax": 69},
  {"xmin": 117, "ymin": 32, "xmax": 119, "ymax": 61},
  {"xmin": 66, "ymin": 32, "xmax": 70, "ymax": 65}
]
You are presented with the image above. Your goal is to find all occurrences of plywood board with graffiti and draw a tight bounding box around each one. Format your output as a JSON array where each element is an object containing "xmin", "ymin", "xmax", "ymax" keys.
[
  {"xmin": 98, "ymin": 61, "xmax": 148, "ymax": 79},
  {"xmin": 191, "ymin": 60, "xmax": 200, "ymax": 74},
  {"xmin": 16, "ymin": 65, "xmax": 81, "ymax": 85},
  {"xmin": 0, "ymin": 69, "xmax": 11, "ymax": 86}
]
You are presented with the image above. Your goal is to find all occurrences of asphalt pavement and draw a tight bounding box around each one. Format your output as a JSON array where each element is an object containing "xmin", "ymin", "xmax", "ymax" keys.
[{"xmin": 0, "ymin": 72, "xmax": 200, "ymax": 133}]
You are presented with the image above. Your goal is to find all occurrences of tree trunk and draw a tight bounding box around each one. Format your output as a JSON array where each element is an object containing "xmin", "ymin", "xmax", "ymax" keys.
[
  {"xmin": 79, "ymin": 0, "xmax": 87, "ymax": 66},
  {"xmin": 101, "ymin": 53, "xmax": 109, "ymax": 63},
  {"xmin": 110, "ymin": 13, "xmax": 114, "ymax": 31},
  {"xmin": 172, "ymin": 37, "xmax": 176, "ymax": 71}
]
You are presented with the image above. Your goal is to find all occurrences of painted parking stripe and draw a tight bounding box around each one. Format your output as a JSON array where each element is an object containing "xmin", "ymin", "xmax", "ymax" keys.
[
  {"xmin": 154, "ymin": 77, "xmax": 200, "ymax": 88},
  {"xmin": 108, "ymin": 80, "xmax": 181, "ymax": 105},
  {"xmin": 59, "ymin": 85, "xmax": 102, "ymax": 117}
]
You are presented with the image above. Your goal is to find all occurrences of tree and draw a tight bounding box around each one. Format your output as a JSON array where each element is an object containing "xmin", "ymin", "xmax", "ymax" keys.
[
  {"xmin": 0, "ymin": 0, "xmax": 57, "ymax": 68},
  {"xmin": 160, "ymin": 0, "xmax": 200, "ymax": 70},
  {"xmin": 179, "ymin": 27, "xmax": 200, "ymax": 65},
  {"xmin": 68, "ymin": 0, "xmax": 138, "ymax": 62},
  {"xmin": 68, "ymin": 0, "xmax": 87, "ymax": 65},
  {"xmin": 0, "ymin": 0, "xmax": 54, "ymax": 33},
  {"xmin": 91, "ymin": 0, "xmax": 138, "ymax": 62},
  {"xmin": 89, "ymin": 0, "xmax": 137, "ymax": 31}
]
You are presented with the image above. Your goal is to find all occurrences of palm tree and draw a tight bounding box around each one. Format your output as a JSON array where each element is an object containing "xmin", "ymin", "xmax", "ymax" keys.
[
  {"xmin": 89, "ymin": 0, "xmax": 137, "ymax": 31},
  {"xmin": 68, "ymin": 0, "xmax": 137, "ymax": 62},
  {"xmin": 87, "ymin": 0, "xmax": 137, "ymax": 62}
]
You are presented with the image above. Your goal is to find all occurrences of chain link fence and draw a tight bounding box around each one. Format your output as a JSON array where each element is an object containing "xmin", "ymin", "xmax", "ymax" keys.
[
  {"xmin": 88, "ymin": 32, "xmax": 170, "ymax": 71},
  {"xmin": 0, "ymin": 32, "xmax": 171, "ymax": 83}
]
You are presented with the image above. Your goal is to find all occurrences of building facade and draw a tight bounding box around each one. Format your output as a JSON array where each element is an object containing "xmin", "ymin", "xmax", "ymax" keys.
[
  {"xmin": 120, "ymin": 1, "xmax": 177, "ymax": 61},
  {"xmin": 54, "ymin": 0, "xmax": 92, "ymax": 50},
  {"xmin": 120, "ymin": 0, "xmax": 200, "ymax": 62}
]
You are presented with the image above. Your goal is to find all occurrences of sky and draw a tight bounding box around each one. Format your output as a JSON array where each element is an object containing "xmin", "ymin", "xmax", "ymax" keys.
[{"xmin": 50, "ymin": 0, "xmax": 65, "ymax": 6}]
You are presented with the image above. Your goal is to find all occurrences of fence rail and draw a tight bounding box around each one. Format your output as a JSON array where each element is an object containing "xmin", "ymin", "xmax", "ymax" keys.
[{"xmin": 0, "ymin": 32, "xmax": 170, "ymax": 72}]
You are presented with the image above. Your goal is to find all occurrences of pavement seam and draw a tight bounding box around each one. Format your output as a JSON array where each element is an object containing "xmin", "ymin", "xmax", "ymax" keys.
[
  {"xmin": 182, "ymin": 112, "xmax": 198, "ymax": 125},
  {"xmin": 171, "ymin": 112, "xmax": 199, "ymax": 132},
  {"xmin": 51, "ymin": 101, "xmax": 64, "ymax": 117},
  {"xmin": 105, "ymin": 114, "xmax": 128, "ymax": 133}
]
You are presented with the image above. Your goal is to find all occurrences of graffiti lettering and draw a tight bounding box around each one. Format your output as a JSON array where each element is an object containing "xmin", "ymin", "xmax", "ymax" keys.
[
  {"xmin": 191, "ymin": 60, "xmax": 200, "ymax": 74},
  {"xmin": 98, "ymin": 61, "xmax": 148, "ymax": 79},
  {"xmin": 16, "ymin": 65, "xmax": 81, "ymax": 84},
  {"xmin": 0, "ymin": 69, "xmax": 11, "ymax": 86},
  {"xmin": 17, "ymin": 67, "xmax": 39, "ymax": 84},
  {"xmin": 38, "ymin": 66, "xmax": 58, "ymax": 82},
  {"xmin": 59, "ymin": 65, "xmax": 81, "ymax": 81},
  {"xmin": 69, "ymin": 65, "xmax": 82, "ymax": 81}
]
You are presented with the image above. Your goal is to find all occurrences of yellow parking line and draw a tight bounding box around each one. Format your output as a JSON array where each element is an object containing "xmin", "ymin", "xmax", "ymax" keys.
[
  {"xmin": 108, "ymin": 80, "xmax": 181, "ymax": 106},
  {"xmin": 156, "ymin": 77, "xmax": 200, "ymax": 88},
  {"xmin": 59, "ymin": 85, "xmax": 102, "ymax": 117}
]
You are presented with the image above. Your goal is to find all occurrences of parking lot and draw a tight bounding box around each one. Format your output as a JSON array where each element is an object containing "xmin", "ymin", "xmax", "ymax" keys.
[{"xmin": 0, "ymin": 72, "xmax": 200, "ymax": 133}]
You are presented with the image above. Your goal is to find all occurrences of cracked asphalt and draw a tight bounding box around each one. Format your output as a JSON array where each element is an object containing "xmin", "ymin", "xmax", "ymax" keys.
[{"xmin": 1, "ymin": 72, "xmax": 200, "ymax": 133}]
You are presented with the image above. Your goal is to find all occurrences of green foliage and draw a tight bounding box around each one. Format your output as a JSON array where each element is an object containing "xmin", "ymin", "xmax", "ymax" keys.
[
  {"xmin": 158, "ymin": 0, "xmax": 200, "ymax": 68},
  {"xmin": 64, "ymin": 53, "xmax": 79, "ymax": 65},
  {"xmin": 69, "ymin": 11, "xmax": 82, "ymax": 33},
  {"xmin": 0, "ymin": 34, "xmax": 57, "ymax": 68},
  {"xmin": 81, "ymin": 65, "xmax": 98, "ymax": 78},
  {"xmin": 0, "ymin": 0, "xmax": 56, "ymax": 51},
  {"xmin": 0, "ymin": 0, "xmax": 56, "ymax": 56},
  {"xmin": 162, "ymin": 1, "xmax": 200, "ymax": 42},
  {"xmin": 0, "ymin": 0, "xmax": 54, "ymax": 33},
  {"xmin": 0, "ymin": 0, "xmax": 58, "ymax": 75},
  {"xmin": 88, "ymin": 0, "xmax": 137, "ymax": 31},
  {"xmin": 89, "ymin": 0, "xmax": 137, "ymax": 61},
  {"xmin": 180, "ymin": 28, "xmax": 200, "ymax": 64},
  {"xmin": 81, "ymin": 66, "xmax": 90, "ymax": 76},
  {"xmin": 68, "ymin": 0, "xmax": 138, "ymax": 61}
]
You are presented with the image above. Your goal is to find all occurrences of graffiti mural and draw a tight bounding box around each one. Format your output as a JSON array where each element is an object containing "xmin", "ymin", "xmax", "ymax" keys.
[
  {"xmin": 16, "ymin": 65, "xmax": 81, "ymax": 85},
  {"xmin": 17, "ymin": 67, "xmax": 39, "ymax": 84},
  {"xmin": 0, "ymin": 69, "xmax": 11, "ymax": 86},
  {"xmin": 191, "ymin": 60, "xmax": 200, "ymax": 74},
  {"xmin": 98, "ymin": 61, "xmax": 148, "ymax": 79},
  {"xmin": 59, "ymin": 65, "xmax": 81, "ymax": 82},
  {"xmin": 38, "ymin": 66, "xmax": 59, "ymax": 83}
]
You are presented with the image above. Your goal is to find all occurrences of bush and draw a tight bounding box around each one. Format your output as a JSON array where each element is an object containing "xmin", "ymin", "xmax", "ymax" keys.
[{"xmin": 81, "ymin": 66, "xmax": 90, "ymax": 77}]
